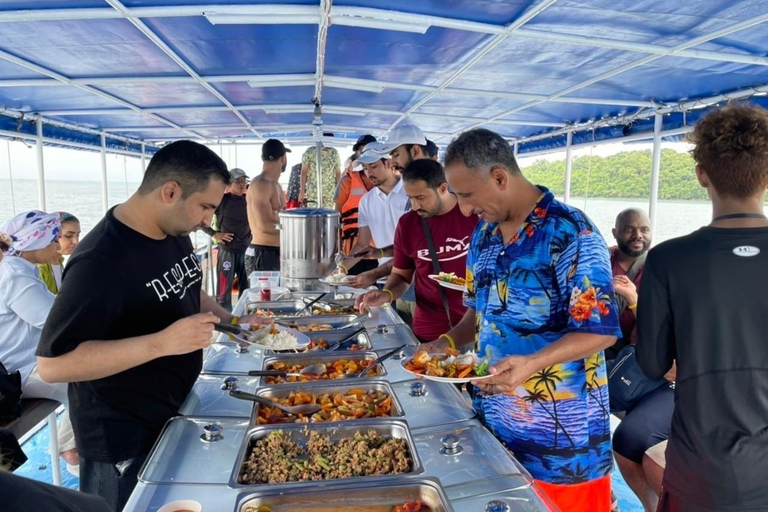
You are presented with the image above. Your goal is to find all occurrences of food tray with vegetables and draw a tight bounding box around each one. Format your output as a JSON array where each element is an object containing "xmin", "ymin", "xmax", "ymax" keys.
[
  {"xmin": 261, "ymin": 351, "xmax": 387, "ymax": 384},
  {"xmin": 232, "ymin": 419, "xmax": 422, "ymax": 488},
  {"xmin": 254, "ymin": 381, "xmax": 403, "ymax": 424}
]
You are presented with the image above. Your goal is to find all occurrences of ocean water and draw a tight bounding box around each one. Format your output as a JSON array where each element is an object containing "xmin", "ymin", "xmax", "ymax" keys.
[
  {"xmin": 1, "ymin": 179, "xmax": 713, "ymax": 247},
  {"xmin": 0, "ymin": 179, "xmax": 208, "ymax": 248}
]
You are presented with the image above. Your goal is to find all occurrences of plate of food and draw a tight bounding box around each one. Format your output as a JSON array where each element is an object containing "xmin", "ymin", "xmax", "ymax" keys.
[
  {"xmin": 319, "ymin": 273, "xmax": 355, "ymax": 287},
  {"xmin": 401, "ymin": 348, "xmax": 493, "ymax": 383},
  {"xmin": 428, "ymin": 272, "xmax": 467, "ymax": 292},
  {"xmin": 239, "ymin": 323, "xmax": 311, "ymax": 351}
]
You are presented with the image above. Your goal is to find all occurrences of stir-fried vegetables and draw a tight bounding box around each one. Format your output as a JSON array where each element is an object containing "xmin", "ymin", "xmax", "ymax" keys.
[
  {"xmin": 264, "ymin": 358, "xmax": 379, "ymax": 384},
  {"xmin": 257, "ymin": 389, "xmax": 394, "ymax": 424}
]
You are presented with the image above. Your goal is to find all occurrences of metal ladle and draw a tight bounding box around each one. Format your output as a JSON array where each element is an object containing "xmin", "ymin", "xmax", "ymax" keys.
[
  {"xmin": 228, "ymin": 390, "xmax": 321, "ymax": 416},
  {"xmin": 247, "ymin": 363, "xmax": 328, "ymax": 378}
]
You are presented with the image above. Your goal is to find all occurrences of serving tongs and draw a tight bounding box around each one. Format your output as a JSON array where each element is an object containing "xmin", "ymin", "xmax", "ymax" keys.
[
  {"xmin": 326, "ymin": 327, "xmax": 367, "ymax": 352},
  {"xmin": 247, "ymin": 364, "xmax": 328, "ymax": 378},
  {"xmin": 294, "ymin": 293, "xmax": 327, "ymax": 316},
  {"xmin": 214, "ymin": 322, "xmax": 271, "ymax": 345},
  {"xmin": 347, "ymin": 345, "xmax": 406, "ymax": 379},
  {"xmin": 337, "ymin": 310, "xmax": 372, "ymax": 330},
  {"xmin": 229, "ymin": 390, "xmax": 321, "ymax": 416}
]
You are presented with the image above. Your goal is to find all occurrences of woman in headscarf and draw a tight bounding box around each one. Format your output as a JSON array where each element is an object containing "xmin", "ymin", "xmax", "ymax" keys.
[
  {"xmin": 38, "ymin": 212, "xmax": 81, "ymax": 295},
  {"xmin": 0, "ymin": 211, "xmax": 78, "ymax": 471}
]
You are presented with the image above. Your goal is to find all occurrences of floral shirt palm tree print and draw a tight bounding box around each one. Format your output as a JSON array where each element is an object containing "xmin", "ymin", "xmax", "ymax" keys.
[
  {"xmin": 302, "ymin": 146, "xmax": 341, "ymax": 207},
  {"xmin": 465, "ymin": 187, "xmax": 621, "ymax": 485}
]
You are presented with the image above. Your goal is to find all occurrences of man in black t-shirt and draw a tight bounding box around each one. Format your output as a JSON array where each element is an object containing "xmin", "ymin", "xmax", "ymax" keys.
[
  {"xmin": 637, "ymin": 104, "xmax": 768, "ymax": 512},
  {"xmin": 36, "ymin": 141, "xmax": 268, "ymax": 511},
  {"xmin": 202, "ymin": 167, "xmax": 252, "ymax": 310}
]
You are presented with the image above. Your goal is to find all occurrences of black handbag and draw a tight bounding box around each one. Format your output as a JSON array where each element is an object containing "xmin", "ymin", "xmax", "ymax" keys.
[
  {"xmin": 0, "ymin": 361, "xmax": 22, "ymax": 423},
  {"xmin": 606, "ymin": 345, "xmax": 668, "ymax": 413}
]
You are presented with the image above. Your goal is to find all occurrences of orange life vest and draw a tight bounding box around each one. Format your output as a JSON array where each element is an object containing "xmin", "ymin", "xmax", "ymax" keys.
[{"xmin": 340, "ymin": 171, "xmax": 371, "ymax": 254}]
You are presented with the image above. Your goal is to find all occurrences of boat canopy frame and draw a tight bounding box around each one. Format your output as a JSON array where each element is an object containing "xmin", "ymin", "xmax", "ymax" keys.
[{"xmin": 0, "ymin": 1, "xmax": 766, "ymax": 221}]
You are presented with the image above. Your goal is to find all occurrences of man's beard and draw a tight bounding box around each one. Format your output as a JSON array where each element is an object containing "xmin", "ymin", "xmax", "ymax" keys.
[
  {"xmin": 394, "ymin": 154, "xmax": 413, "ymax": 171},
  {"xmin": 618, "ymin": 238, "xmax": 649, "ymax": 258}
]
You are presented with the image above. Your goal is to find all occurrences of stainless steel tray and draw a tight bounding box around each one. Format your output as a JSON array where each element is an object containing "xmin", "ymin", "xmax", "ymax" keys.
[
  {"xmin": 236, "ymin": 477, "xmax": 453, "ymax": 512},
  {"xmin": 274, "ymin": 314, "xmax": 365, "ymax": 330},
  {"xmin": 202, "ymin": 341, "xmax": 265, "ymax": 376},
  {"xmin": 260, "ymin": 350, "xmax": 387, "ymax": 384},
  {"xmin": 253, "ymin": 380, "xmax": 405, "ymax": 424},
  {"xmin": 246, "ymin": 299, "xmax": 307, "ymax": 315},
  {"xmin": 266, "ymin": 329, "xmax": 372, "ymax": 354},
  {"xmin": 179, "ymin": 374, "xmax": 261, "ymax": 418},
  {"xmin": 139, "ymin": 417, "xmax": 250, "ymax": 485},
  {"xmin": 231, "ymin": 418, "xmax": 423, "ymax": 489}
]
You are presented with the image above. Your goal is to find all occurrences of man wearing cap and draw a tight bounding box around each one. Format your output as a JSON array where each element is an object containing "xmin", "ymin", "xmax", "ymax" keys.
[
  {"xmin": 334, "ymin": 135, "xmax": 377, "ymax": 275},
  {"xmin": 202, "ymin": 167, "xmax": 251, "ymax": 310},
  {"xmin": 339, "ymin": 147, "xmax": 409, "ymax": 287},
  {"xmin": 370, "ymin": 124, "xmax": 432, "ymax": 322},
  {"xmin": 246, "ymin": 139, "xmax": 289, "ymax": 274},
  {"xmin": 342, "ymin": 134, "xmax": 377, "ymax": 177}
]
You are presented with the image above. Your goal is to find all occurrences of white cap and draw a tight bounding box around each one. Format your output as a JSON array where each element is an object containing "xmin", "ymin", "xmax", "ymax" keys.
[
  {"xmin": 353, "ymin": 145, "xmax": 388, "ymax": 167},
  {"xmin": 373, "ymin": 125, "xmax": 428, "ymax": 154}
]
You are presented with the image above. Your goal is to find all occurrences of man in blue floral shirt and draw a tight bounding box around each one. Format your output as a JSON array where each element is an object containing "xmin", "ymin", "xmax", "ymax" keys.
[{"xmin": 425, "ymin": 129, "xmax": 621, "ymax": 512}]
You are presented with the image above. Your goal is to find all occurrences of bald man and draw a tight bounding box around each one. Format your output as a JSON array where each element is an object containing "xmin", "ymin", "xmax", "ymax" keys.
[
  {"xmin": 608, "ymin": 208, "xmax": 652, "ymax": 358},
  {"xmin": 609, "ymin": 208, "xmax": 674, "ymax": 512}
]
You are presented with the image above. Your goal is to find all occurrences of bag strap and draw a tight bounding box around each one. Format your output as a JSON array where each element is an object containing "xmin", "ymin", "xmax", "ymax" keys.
[
  {"xmin": 616, "ymin": 251, "xmax": 647, "ymax": 317},
  {"xmin": 625, "ymin": 251, "xmax": 646, "ymax": 282},
  {"xmin": 421, "ymin": 217, "xmax": 454, "ymax": 329}
]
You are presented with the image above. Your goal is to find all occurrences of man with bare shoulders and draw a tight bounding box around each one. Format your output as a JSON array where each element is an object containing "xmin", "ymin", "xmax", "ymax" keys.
[{"xmin": 246, "ymin": 139, "xmax": 290, "ymax": 273}]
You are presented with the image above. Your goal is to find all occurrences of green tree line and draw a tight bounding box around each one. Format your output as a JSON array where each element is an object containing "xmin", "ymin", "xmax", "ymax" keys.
[{"xmin": 521, "ymin": 149, "xmax": 708, "ymax": 201}]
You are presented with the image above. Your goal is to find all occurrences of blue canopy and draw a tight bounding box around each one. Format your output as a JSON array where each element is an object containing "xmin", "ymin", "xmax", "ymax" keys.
[{"xmin": 0, "ymin": 0, "xmax": 766, "ymax": 155}]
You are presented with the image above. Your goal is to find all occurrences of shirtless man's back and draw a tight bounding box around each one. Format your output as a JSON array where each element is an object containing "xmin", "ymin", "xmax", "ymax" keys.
[{"xmin": 245, "ymin": 139, "xmax": 290, "ymax": 273}]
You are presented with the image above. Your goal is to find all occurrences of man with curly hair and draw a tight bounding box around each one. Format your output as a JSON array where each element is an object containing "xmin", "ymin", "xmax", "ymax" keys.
[{"xmin": 637, "ymin": 103, "xmax": 768, "ymax": 512}]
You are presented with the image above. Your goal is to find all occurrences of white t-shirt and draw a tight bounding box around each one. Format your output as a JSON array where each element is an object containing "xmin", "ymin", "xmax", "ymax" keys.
[
  {"xmin": 357, "ymin": 178, "xmax": 409, "ymax": 265},
  {"xmin": 0, "ymin": 256, "xmax": 54, "ymax": 382}
]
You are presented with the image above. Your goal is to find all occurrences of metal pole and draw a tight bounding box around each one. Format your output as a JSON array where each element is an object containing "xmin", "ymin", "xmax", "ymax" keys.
[
  {"xmin": 140, "ymin": 141, "xmax": 146, "ymax": 173},
  {"xmin": 47, "ymin": 410, "xmax": 61, "ymax": 486},
  {"xmin": 513, "ymin": 141, "xmax": 518, "ymax": 159},
  {"xmin": 315, "ymin": 140, "xmax": 323, "ymax": 208},
  {"xmin": 234, "ymin": 141, "xmax": 238, "ymax": 168},
  {"xmin": 649, "ymin": 113, "xmax": 663, "ymax": 232},
  {"xmin": 35, "ymin": 120, "xmax": 46, "ymax": 210},
  {"xmin": 564, "ymin": 131, "xmax": 573, "ymax": 204},
  {"xmin": 100, "ymin": 132, "xmax": 108, "ymax": 213},
  {"xmin": 5, "ymin": 140, "xmax": 16, "ymax": 215}
]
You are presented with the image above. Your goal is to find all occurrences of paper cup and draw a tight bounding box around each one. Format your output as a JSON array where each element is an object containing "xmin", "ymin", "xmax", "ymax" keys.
[{"xmin": 157, "ymin": 500, "xmax": 202, "ymax": 512}]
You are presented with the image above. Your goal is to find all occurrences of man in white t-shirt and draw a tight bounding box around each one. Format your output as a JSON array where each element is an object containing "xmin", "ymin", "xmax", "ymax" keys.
[{"xmin": 340, "ymin": 147, "xmax": 409, "ymax": 288}]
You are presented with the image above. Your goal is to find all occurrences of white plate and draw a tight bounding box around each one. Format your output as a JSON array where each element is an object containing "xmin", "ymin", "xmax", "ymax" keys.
[
  {"xmin": 400, "ymin": 353, "xmax": 494, "ymax": 384},
  {"xmin": 237, "ymin": 323, "xmax": 311, "ymax": 351},
  {"xmin": 428, "ymin": 274, "xmax": 467, "ymax": 293},
  {"xmin": 319, "ymin": 275, "xmax": 354, "ymax": 287}
]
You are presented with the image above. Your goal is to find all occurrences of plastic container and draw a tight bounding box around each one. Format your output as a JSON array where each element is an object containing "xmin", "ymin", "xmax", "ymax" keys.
[{"xmin": 248, "ymin": 271, "xmax": 280, "ymax": 291}]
